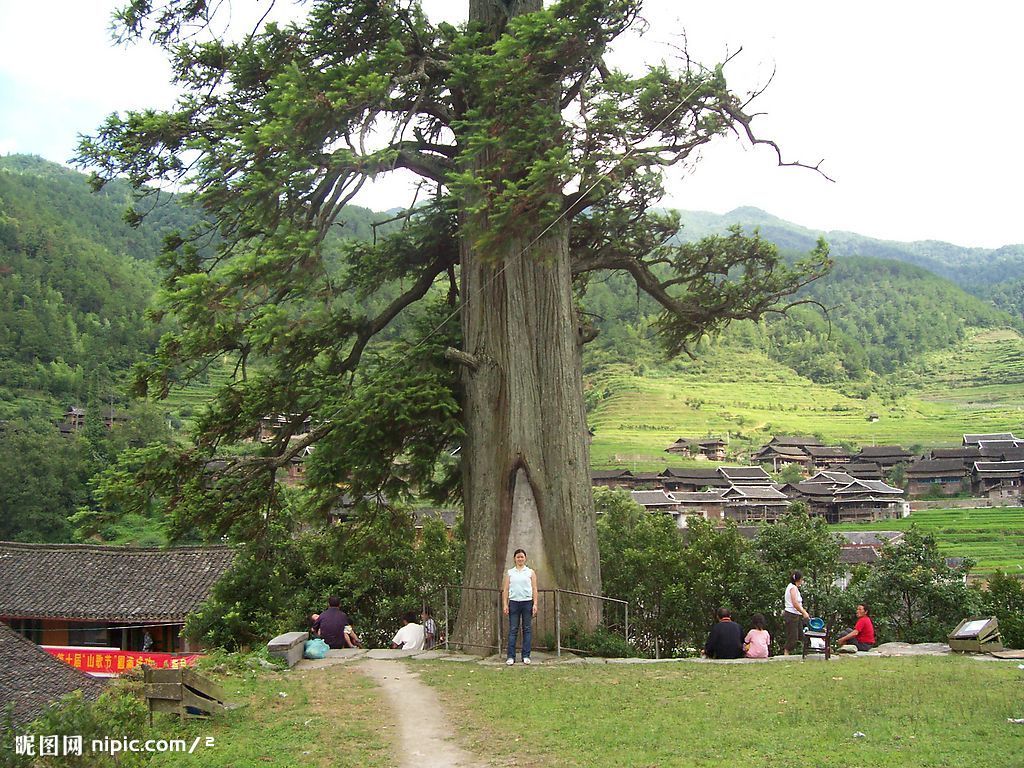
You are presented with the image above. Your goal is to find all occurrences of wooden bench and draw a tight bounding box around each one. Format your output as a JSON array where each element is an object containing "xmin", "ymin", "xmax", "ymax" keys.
[{"xmin": 267, "ymin": 631, "xmax": 309, "ymax": 668}]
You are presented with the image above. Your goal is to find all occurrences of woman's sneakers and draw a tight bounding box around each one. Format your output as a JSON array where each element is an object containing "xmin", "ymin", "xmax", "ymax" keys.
[
  {"xmin": 522, "ymin": 657, "xmax": 531, "ymax": 665},
  {"xmin": 506, "ymin": 657, "xmax": 515, "ymax": 665}
]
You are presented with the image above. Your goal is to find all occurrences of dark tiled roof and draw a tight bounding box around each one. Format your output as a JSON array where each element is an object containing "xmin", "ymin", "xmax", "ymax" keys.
[
  {"xmin": 857, "ymin": 446, "xmax": 912, "ymax": 458},
  {"xmin": 412, "ymin": 507, "xmax": 458, "ymax": 528},
  {"xmin": 0, "ymin": 543, "xmax": 235, "ymax": 623},
  {"xmin": 906, "ymin": 459, "xmax": 966, "ymax": 476},
  {"xmin": 0, "ymin": 621, "xmax": 105, "ymax": 728},
  {"xmin": 660, "ymin": 467, "xmax": 720, "ymax": 479},
  {"xmin": 964, "ymin": 433, "xmax": 1019, "ymax": 445},
  {"xmin": 842, "ymin": 462, "xmax": 883, "ymax": 479},
  {"xmin": 770, "ymin": 435, "xmax": 822, "ymax": 447},
  {"xmin": 805, "ymin": 445, "xmax": 851, "ymax": 458},
  {"xmin": 931, "ymin": 447, "xmax": 982, "ymax": 460},
  {"xmin": 723, "ymin": 485, "xmax": 789, "ymax": 500},
  {"xmin": 631, "ymin": 490, "xmax": 678, "ymax": 507},
  {"xmin": 785, "ymin": 482, "xmax": 840, "ymax": 499},
  {"xmin": 752, "ymin": 445, "xmax": 808, "ymax": 459},
  {"xmin": 839, "ymin": 531, "xmax": 904, "ymax": 547},
  {"xmin": 591, "ymin": 469, "xmax": 634, "ymax": 480},
  {"xmin": 839, "ymin": 547, "xmax": 880, "ymax": 565},
  {"xmin": 718, "ymin": 466, "xmax": 772, "ymax": 482},
  {"xmin": 671, "ymin": 491, "xmax": 726, "ymax": 503}
]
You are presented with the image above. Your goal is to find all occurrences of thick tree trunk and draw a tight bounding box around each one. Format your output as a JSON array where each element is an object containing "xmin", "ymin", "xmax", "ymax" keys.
[
  {"xmin": 450, "ymin": 0, "xmax": 602, "ymax": 654},
  {"xmin": 452, "ymin": 219, "xmax": 602, "ymax": 652}
]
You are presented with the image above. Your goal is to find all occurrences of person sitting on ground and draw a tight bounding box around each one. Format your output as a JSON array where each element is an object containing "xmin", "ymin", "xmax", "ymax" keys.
[
  {"xmin": 421, "ymin": 606, "xmax": 438, "ymax": 650},
  {"xmin": 311, "ymin": 596, "xmax": 351, "ymax": 650},
  {"xmin": 743, "ymin": 613, "xmax": 771, "ymax": 659},
  {"xmin": 836, "ymin": 603, "xmax": 876, "ymax": 652},
  {"xmin": 704, "ymin": 607, "xmax": 745, "ymax": 659},
  {"xmin": 391, "ymin": 611, "xmax": 425, "ymax": 651},
  {"xmin": 343, "ymin": 623, "xmax": 364, "ymax": 649}
]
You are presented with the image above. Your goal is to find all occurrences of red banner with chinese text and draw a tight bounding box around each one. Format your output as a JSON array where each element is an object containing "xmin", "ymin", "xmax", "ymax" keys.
[{"xmin": 42, "ymin": 646, "xmax": 201, "ymax": 677}]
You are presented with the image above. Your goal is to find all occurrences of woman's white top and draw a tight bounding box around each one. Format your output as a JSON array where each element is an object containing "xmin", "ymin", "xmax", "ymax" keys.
[
  {"xmin": 507, "ymin": 566, "xmax": 534, "ymax": 601},
  {"xmin": 784, "ymin": 583, "xmax": 802, "ymax": 615}
]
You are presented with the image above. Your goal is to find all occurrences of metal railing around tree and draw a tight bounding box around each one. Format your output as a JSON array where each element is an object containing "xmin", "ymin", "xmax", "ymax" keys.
[{"xmin": 428, "ymin": 585, "xmax": 629, "ymax": 657}]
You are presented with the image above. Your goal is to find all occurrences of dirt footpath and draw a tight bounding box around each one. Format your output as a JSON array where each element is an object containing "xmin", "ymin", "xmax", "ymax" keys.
[{"xmin": 358, "ymin": 659, "xmax": 488, "ymax": 768}]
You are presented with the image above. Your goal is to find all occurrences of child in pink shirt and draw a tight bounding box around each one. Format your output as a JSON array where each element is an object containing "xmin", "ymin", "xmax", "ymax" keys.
[{"xmin": 744, "ymin": 613, "xmax": 771, "ymax": 658}]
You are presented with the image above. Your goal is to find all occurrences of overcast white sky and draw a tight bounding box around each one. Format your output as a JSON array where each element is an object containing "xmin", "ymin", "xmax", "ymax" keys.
[{"xmin": 1, "ymin": 1, "xmax": 1021, "ymax": 248}]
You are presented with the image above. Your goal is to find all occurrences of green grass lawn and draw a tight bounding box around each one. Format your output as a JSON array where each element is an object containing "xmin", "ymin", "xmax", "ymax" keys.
[
  {"xmin": 419, "ymin": 656, "xmax": 1024, "ymax": 768},
  {"xmin": 833, "ymin": 507, "xmax": 1024, "ymax": 576},
  {"xmin": 152, "ymin": 660, "xmax": 396, "ymax": 768}
]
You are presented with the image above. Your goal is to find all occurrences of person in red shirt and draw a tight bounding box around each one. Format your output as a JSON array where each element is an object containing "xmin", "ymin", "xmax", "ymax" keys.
[{"xmin": 837, "ymin": 603, "xmax": 876, "ymax": 651}]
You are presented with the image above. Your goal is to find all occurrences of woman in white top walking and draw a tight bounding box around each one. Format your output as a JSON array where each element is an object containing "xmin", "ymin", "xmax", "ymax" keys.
[
  {"xmin": 783, "ymin": 569, "xmax": 811, "ymax": 655},
  {"xmin": 502, "ymin": 548, "xmax": 538, "ymax": 665}
]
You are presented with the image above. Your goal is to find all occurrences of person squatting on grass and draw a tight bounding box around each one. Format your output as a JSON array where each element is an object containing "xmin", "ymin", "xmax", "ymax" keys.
[
  {"xmin": 704, "ymin": 607, "xmax": 745, "ymax": 659},
  {"xmin": 836, "ymin": 603, "xmax": 876, "ymax": 651},
  {"xmin": 783, "ymin": 570, "xmax": 811, "ymax": 655},
  {"xmin": 744, "ymin": 613, "xmax": 771, "ymax": 659},
  {"xmin": 503, "ymin": 548, "xmax": 538, "ymax": 665}
]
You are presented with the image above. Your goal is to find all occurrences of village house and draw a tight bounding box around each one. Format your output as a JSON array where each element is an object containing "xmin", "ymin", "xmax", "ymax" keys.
[
  {"xmin": 970, "ymin": 460, "xmax": 1024, "ymax": 502},
  {"xmin": 0, "ymin": 621, "xmax": 106, "ymax": 728},
  {"xmin": 590, "ymin": 469, "xmax": 636, "ymax": 489},
  {"xmin": 630, "ymin": 489, "xmax": 682, "ymax": 514},
  {"xmin": 830, "ymin": 479, "xmax": 907, "ymax": 523},
  {"xmin": 57, "ymin": 406, "xmax": 129, "ymax": 435},
  {"xmin": 836, "ymin": 462, "xmax": 884, "ymax": 480},
  {"xmin": 718, "ymin": 465, "xmax": 773, "ymax": 485},
  {"xmin": 930, "ymin": 445, "xmax": 983, "ymax": 469},
  {"xmin": 668, "ymin": 491, "xmax": 727, "ymax": 526},
  {"xmin": 781, "ymin": 473, "xmax": 906, "ymax": 523},
  {"xmin": 665, "ymin": 437, "xmax": 727, "ymax": 461},
  {"xmin": 963, "ymin": 432, "xmax": 1022, "ymax": 447},
  {"xmin": 720, "ymin": 485, "xmax": 791, "ymax": 523},
  {"xmin": 834, "ymin": 531, "xmax": 905, "ymax": 588},
  {"xmin": 659, "ymin": 467, "xmax": 729, "ymax": 493},
  {"xmin": 0, "ymin": 542, "xmax": 235, "ymax": 664},
  {"xmin": 750, "ymin": 435, "xmax": 851, "ymax": 475},
  {"xmin": 905, "ymin": 458, "xmax": 969, "ymax": 496},
  {"xmin": 258, "ymin": 413, "xmax": 313, "ymax": 442},
  {"xmin": 805, "ymin": 445, "xmax": 852, "ymax": 470},
  {"xmin": 853, "ymin": 445, "xmax": 914, "ymax": 470}
]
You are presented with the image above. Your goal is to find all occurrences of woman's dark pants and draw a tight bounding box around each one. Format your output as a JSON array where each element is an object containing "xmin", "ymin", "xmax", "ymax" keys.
[{"xmin": 507, "ymin": 600, "xmax": 533, "ymax": 660}]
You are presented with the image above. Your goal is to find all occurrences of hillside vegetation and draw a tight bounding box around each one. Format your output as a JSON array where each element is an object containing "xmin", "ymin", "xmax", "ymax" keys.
[
  {"xmin": 2, "ymin": 155, "xmax": 1022, "ymax": 546},
  {"xmin": 586, "ymin": 326, "xmax": 1024, "ymax": 468}
]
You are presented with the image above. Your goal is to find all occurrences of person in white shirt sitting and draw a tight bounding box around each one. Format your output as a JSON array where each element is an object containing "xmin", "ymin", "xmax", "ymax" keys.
[{"xmin": 391, "ymin": 611, "xmax": 426, "ymax": 651}]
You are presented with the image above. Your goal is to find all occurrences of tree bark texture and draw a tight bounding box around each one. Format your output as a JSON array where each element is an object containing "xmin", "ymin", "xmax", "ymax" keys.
[
  {"xmin": 452, "ymin": 219, "xmax": 602, "ymax": 652},
  {"xmin": 450, "ymin": 0, "xmax": 602, "ymax": 654}
]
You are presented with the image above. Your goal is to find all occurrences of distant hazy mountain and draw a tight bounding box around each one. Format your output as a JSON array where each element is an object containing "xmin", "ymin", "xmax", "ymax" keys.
[{"xmin": 674, "ymin": 206, "xmax": 1024, "ymax": 291}]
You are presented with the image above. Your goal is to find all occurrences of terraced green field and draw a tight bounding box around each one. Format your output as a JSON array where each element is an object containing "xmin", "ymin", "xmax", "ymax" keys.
[
  {"xmin": 832, "ymin": 507, "xmax": 1024, "ymax": 576},
  {"xmin": 586, "ymin": 328, "xmax": 1024, "ymax": 469}
]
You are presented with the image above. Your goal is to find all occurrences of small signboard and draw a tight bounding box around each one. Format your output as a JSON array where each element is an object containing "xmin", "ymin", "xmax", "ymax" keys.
[
  {"xmin": 948, "ymin": 616, "xmax": 1002, "ymax": 653},
  {"xmin": 42, "ymin": 646, "xmax": 202, "ymax": 677}
]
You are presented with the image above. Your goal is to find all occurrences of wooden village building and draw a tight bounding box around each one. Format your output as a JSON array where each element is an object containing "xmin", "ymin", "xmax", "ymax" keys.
[
  {"xmin": 852, "ymin": 445, "xmax": 914, "ymax": 470},
  {"xmin": 720, "ymin": 485, "xmax": 791, "ymax": 523},
  {"xmin": 970, "ymin": 460, "xmax": 1024, "ymax": 502},
  {"xmin": 665, "ymin": 437, "xmax": 727, "ymax": 461},
  {"xmin": 905, "ymin": 458, "xmax": 969, "ymax": 495},
  {"xmin": 0, "ymin": 543, "xmax": 235, "ymax": 664}
]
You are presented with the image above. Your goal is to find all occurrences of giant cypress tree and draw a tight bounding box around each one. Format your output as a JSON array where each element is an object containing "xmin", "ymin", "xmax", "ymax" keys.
[{"xmin": 79, "ymin": 0, "xmax": 829, "ymax": 651}]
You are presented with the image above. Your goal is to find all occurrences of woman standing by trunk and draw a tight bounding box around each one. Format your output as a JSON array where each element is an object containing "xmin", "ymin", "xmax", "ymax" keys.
[{"xmin": 502, "ymin": 548, "xmax": 538, "ymax": 665}]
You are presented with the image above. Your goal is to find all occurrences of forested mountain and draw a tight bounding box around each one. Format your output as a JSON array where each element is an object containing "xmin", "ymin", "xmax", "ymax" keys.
[
  {"xmin": 581, "ymin": 252, "xmax": 1013, "ymax": 384},
  {"xmin": 0, "ymin": 155, "xmax": 387, "ymax": 417},
  {"xmin": 675, "ymin": 206, "xmax": 1024, "ymax": 298},
  {"xmin": 0, "ymin": 154, "xmax": 1017, "ymax": 544}
]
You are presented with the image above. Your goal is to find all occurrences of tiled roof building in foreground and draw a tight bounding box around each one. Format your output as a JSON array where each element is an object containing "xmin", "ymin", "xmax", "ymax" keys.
[
  {"xmin": 0, "ymin": 620, "xmax": 105, "ymax": 728},
  {"xmin": 0, "ymin": 542, "xmax": 234, "ymax": 654}
]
